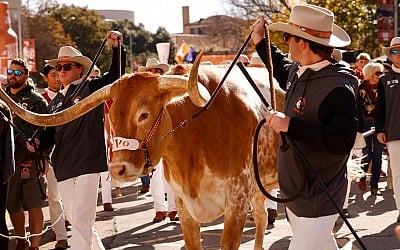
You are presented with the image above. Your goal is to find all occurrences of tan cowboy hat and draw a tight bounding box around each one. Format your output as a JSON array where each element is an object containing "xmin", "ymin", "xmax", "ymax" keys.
[
  {"xmin": 269, "ymin": 4, "xmax": 351, "ymax": 48},
  {"xmin": 382, "ymin": 37, "xmax": 400, "ymax": 57},
  {"xmin": 138, "ymin": 58, "xmax": 170, "ymax": 73},
  {"xmin": 47, "ymin": 46, "xmax": 93, "ymax": 75}
]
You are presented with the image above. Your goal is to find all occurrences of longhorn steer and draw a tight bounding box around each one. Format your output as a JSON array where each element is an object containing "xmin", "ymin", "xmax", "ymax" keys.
[{"xmin": 0, "ymin": 51, "xmax": 284, "ymax": 249}]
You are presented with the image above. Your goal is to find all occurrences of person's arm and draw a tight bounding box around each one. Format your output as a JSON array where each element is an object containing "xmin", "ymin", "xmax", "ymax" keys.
[
  {"xmin": 89, "ymin": 31, "xmax": 127, "ymax": 92},
  {"xmin": 251, "ymin": 16, "xmax": 292, "ymax": 90}
]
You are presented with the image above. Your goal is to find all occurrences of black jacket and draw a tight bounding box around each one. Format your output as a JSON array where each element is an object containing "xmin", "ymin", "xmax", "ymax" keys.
[
  {"xmin": 5, "ymin": 83, "xmax": 48, "ymax": 178},
  {"xmin": 0, "ymin": 102, "xmax": 14, "ymax": 183},
  {"xmin": 256, "ymin": 41, "xmax": 358, "ymax": 217},
  {"xmin": 375, "ymin": 68, "xmax": 400, "ymax": 142}
]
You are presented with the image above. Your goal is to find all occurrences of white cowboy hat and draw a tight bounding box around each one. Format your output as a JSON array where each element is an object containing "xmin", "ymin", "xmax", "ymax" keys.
[
  {"xmin": 248, "ymin": 53, "xmax": 265, "ymax": 67},
  {"xmin": 47, "ymin": 46, "xmax": 93, "ymax": 75},
  {"xmin": 332, "ymin": 49, "xmax": 342, "ymax": 62},
  {"xmin": 138, "ymin": 58, "xmax": 170, "ymax": 73},
  {"xmin": 382, "ymin": 37, "xmax": 400, "ymax": 57},
  {"xmin": 269, "ymin": 4, "xmax": 351, "ymax": 48}
]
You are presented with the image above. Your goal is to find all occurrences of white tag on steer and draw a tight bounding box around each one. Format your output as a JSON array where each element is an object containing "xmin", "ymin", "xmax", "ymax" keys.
[{"xmin": 112, "ymin": 137, "xmax": 140, "ymax": 151}]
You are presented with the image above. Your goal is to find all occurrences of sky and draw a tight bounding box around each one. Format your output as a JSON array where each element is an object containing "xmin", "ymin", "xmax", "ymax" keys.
[{"xmin": 52, "ymin": 0, "xmax": 229, "ymax": 34}]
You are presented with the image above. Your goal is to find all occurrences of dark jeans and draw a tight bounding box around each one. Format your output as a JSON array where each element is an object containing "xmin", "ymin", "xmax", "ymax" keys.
[
  {"xmin": 0, "ymin": 181, "xmax": 9, "ymax": 249},
  {"xmin": 361, "ymin": 120, "xmax": 383, "ymax": 188},
  {"xmin": 141, "ymin": 175, "xmax": 150, "ymax": 186}
]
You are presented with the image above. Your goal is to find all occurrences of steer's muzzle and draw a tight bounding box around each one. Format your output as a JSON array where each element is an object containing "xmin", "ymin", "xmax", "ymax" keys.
[{"xmin": 109, "ymin": 161, "xmax": 143, "ymax": 182}]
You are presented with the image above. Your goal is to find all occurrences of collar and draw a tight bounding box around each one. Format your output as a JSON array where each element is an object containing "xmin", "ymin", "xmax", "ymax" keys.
[
  {"xmin": 392, "ymin": 64, "xmax": 400, "ymax": 74},
  {"xmin": 60, "ymin": 79, "xmax": 82, "ymax": 96},
  {"xmin": 297, "ymin": 60, "xmax": 331, "ymax": 78}
]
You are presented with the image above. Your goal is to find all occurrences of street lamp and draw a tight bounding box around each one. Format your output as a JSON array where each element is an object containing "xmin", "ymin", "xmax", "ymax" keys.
[
  {"xmin": 129, "ymin": 32, "xmax": 133, "ymax": 72},
  {"xmin": 395, "ymin": 0, "xmax": 399, "ymax": 36}
]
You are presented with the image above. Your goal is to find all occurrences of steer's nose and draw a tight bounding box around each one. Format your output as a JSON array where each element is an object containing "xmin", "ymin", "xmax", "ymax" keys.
[{"xmin": 109, "ymin": 163, "xmax": 126, "ymax": 180}]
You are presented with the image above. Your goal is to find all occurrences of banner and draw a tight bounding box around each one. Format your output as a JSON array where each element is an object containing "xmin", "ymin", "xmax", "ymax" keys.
[
  {"xmin": 377, "ymin": 0, "xmax": 395, "ymax": 43},
  {"xmin": 175, "ymin": 42, "xmax": 190, "ymax": 64},
  {"xmin": 22, "ymin": 39, "xmax": 36, "ymax": 72}
]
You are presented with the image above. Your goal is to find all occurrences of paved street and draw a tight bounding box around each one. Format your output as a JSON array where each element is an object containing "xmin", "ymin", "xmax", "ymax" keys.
[{"xmin": 6, "ymin": 156, "xmax": 400, "ymax": 249}]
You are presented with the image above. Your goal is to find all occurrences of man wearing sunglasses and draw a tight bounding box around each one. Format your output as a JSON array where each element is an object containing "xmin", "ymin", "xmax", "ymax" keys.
[
  {"xmin": 376, "ymin": 36, "xmax": 400, "ymax": 223},
  {"xmin": 5, "ymin": 58, "xmax": 49, "ymax": 250},
  {"xmin": 32, "ymin": 30, "xmax": 126, "ymax": 250}
]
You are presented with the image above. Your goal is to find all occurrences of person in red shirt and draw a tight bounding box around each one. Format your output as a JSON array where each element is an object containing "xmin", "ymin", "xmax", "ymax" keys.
[{"xmin": 40, "ymin": 64, "xmax": 69, "ymax": 249}]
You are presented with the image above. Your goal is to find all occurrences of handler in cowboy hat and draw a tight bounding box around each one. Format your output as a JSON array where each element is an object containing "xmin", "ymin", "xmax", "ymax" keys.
[
  {"xmin": 138, "ymin": 58, "xmax": 169, "ymax": 74},
  {"xmin": 30, "ymin": 30, "xmax": 126, "ymax": 250},
  {"xmin": 376, "ymin": 36, "xmax": 400, "ymax": 223},
  {"xmin": 252, "ymin": 4, "xmax": 358, "ymax": 249}
]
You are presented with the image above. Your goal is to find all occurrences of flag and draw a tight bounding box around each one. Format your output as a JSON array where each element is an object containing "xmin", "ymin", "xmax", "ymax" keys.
[
  {"xmin": 185, "ymin": 47, "xmax": 197, "ymax": 63},
  {"xmin": 175, "ymin": 42, "xmax": 190, "ymax": 64}
]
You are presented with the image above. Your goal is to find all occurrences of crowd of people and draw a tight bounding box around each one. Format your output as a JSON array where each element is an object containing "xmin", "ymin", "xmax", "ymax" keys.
[{"xmin": 0, "ymin": 3, "xmax": 399, "ymax": 249}]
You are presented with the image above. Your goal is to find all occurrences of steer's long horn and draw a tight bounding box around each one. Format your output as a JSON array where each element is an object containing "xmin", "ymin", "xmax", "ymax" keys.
[
  {"xmin": 187, "ymin": 48, "xmax": 210, "ymax": 107},
  {"xmin": 0, "ymin": 84, "xmax": 112, "ymax": 127}
]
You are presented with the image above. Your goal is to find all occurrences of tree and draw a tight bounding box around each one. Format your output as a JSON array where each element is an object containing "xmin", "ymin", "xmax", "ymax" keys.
[
  {"xmin": 227, "ymin": 0, "xmax": 384, "ymax": 58},
  {"xmin": 46, "ymin": 3, "xmax": 113, "ymax": 70},
  {"xmin": 15, "ymin": 1, "xmax": 183, "ymax": 77},
  {"xmin": 308, "ymin": 0, "xmax": 378, "ymax": 57},
  {"xmin": 109, "ymin": 21, "xmax": 176, "ymax": 66},
  {"xmin": 152, "ymin": 27, "xmax": 177, "ymax": 64},
  {"xmin": 18, "ymin": 1, "xmax": 74, "ymax": 86}
]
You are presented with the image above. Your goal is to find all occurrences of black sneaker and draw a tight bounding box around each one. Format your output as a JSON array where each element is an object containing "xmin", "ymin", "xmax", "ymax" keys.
[{"xmin": 267, "ymin": 208, "xmax": 278, "ymax": 225}]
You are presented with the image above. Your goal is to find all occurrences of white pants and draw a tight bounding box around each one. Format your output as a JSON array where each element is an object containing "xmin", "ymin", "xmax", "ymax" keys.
[
  {"xmin": 387, "ymin": 140, "xmax": 400, "ymax": 213},
  {"xmin": 46, "ymin": 165, "xmax": 67, "ymax": 241},
  {"xmin": 264, "ymin": 189, "xmax": 278, "ymax": 210},
  {"xmin": 150, "ymin": 160, "xmax": 176, "ymax": 212},
  {"xmin": 58, "ymin": 173, "xmax": 105, "ymax": 250},
  {"xmin": 100, "ymin": 171, "xmax": 112, "ymax": 204},
  {"xmin": 286, "ymin": 208, "xmax": 339, "ymax": 250},
  {"xmin": 343, "ymin": 175, "xmax": 352, "ymax": 210}
]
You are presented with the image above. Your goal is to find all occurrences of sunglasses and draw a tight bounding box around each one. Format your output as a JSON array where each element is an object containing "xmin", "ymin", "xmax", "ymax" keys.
[
  {"xmin": 283, "ymin": 33, "xmax": 291, "ymax": 43},
  {"xmin": 283, "ymin": 33, "xmax": 297, "ymax": 43},
  {"xmin": 55, "ymin": 64, "xmax": 78, "ymax": 72},
  {"xmin": 374, "ymin": 71, "xmax": 383, "ymax": 76},
  {"xmin": 7, "ymin": 69, "xmax": 25, "ymax": 76},
  {"xmin": 391, "ymin": 49, "xmax": 400, "ymax": 55}
]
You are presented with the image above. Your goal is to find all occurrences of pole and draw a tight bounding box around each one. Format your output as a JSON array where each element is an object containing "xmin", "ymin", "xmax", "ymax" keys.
[
  {"xmin": 129, "ymin": 32, "xmax": 133, "ymax": 72},
  {"xmin": 18, "ymin": 0, "xmax": 23, "ymax": 58},
  {"xmin": 395, "ymin": 0, "xmax": 398, "ymax": 36}
]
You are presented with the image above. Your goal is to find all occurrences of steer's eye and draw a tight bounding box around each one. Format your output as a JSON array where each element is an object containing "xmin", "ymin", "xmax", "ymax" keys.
[{"xmin": 139, "ymin": 112, "xmax": 149, "ymax": 122}]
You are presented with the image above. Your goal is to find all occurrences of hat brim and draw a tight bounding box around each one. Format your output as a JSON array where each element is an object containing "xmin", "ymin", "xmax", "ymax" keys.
[
  {"xmin": 138, "ymin": 64, "xmax": 169, "ymax": 73},
  {"xmin": 269, "ymin": 22, "xmax": 351, "ymax": 48},
  {"xmin": 248, "ymin": 63, "xmax": 265, "ymax": 68},
  {"xmin": 382, "ymin": 45, "xmax": 400, "ymax": 57},
  {"xmin": 47, "ymin": 56, "xmax": 93, "ymax": 75}
]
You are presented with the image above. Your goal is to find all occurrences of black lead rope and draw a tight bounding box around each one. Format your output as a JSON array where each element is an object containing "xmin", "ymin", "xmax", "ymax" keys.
[
  {"xmin": 191, "ymin": 30, "xmax": 253, "ymax": 120},
  {"xmin": 69, "ymin": 38, "xmax": 108, "ymax": 100},
  {"xmin": 236, "ymin": 62, "xmax": 367, "ymax": 250}
]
